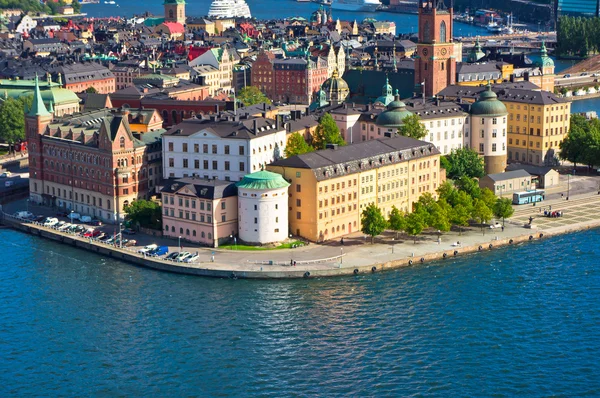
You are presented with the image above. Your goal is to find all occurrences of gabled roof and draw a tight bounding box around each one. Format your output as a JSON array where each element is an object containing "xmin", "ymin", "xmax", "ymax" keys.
[
  {"xmin": 485, "ymin": 169, "xmax": 531, "ymax": 182},
  {"xmin": 161, "ymin": 178, "xmax": 237, "ymax": 199}
]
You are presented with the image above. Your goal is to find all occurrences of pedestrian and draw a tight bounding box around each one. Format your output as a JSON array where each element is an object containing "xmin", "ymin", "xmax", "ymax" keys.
[
  {"xmin": 561, "ymin": 193, "xmax": 564, "ymax": 199},
  {"xmin": 437, "ymin": 237, "xmax": 441, "ymax": 245},
  {"xmin": 549, "ymin": 205, "xmax": 552, "ymax": 211},
  {"xmin": 341, "ymin": 237, "xmax": 344, "ymax": 245},
  {"xmin": 293, "ymin": 261, "xmax": 296, "ymax": 267},
  {"xmin": 501, "ymin": 225, "xmax": 504, "ymax": 232},
  {"xmin": 290, "ymin": 259, "xmax": 293, "ymax": 266}
]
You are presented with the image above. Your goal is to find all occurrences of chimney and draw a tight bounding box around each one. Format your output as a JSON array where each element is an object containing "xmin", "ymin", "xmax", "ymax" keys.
[{"xmin": 253, "ymin": 119, "xmax": 258, "ymax": 133}]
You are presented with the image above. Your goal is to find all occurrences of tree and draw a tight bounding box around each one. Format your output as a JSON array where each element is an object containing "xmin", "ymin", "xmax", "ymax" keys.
[
  {"xmin": 493, "ymin": 198, "xmax": 514, "ymax": 226},
  {"xmin": 430, "ymin": 200, "xmax": 451, "ymax": 233},
  {"xmin": 455, "ymin": 176, "xmax": 481, "ymax": 199},
  {"xmin": 237, "ymin": 86, "xmax": 271, "ymax": 106},
  {"xmin": 85, "ymin": 86, "xmax": 98, "ymax": 94},
  {"xmin": 0, "ymin": 97, "xmax": 26, "ymax": 144},
  {"xmin": 560, "ymin": 114, "xmax": 600, "ymax": 169},
  {"xmin": 388, "ymin": 206, "xmax": 405, "ymax": 239},
  {"xmin": 124, "ymin": 199, "xmax": 162, "ymax": 230},
  {"xmin": 480, "ymin": 187, "xmax": 497, "ymax": 209},
  {"xmin": 472, "ymin": 199, "xmax": 493, "ymax": 235},
  {"xmin": 312, "ymin": 113, "xmax": 345, "ymax": 150},
  {"xmin": 443, "ymin": 148, "xmax": 485, "ymax": 179},
  {"xmin": 284, "ymin": 132, "xmax": 313, "ymax": 158},
  {"xmin": 405, "ymin": 212, "xmax": 425, "ymax": 244},
  {"xmin": 450, "ymin": 204, "xmax": 471, "ymax": 236},
  {"xmin": 361, "ymin": 204, "xmax": 387, "ymax": 244},
  {"xmin": 398, "ymin": 114, "xmax": 428, "ymax": 140}
]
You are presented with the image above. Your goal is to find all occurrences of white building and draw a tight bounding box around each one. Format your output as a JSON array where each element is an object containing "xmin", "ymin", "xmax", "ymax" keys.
[
  {"xmin": 236, "ymin": 171, "xmax": 290, "ymax": 244},
  {"xmin": 163, "ymin": 114, "xmax": 287, "ymax": 182}
]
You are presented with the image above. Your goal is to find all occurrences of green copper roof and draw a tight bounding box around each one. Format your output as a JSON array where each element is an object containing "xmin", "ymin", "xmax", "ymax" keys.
[
  {"xmin": 471, "ymin": 85, "xmax": 508, "ymax": 116},
  {"xmin": 164, "ymin": 0, "xmax": 185, "ymax": 4},
  {"xmin": 236, "ymin": 171, "xmax": 290, "ymax": 190},
  {"xmin": 376, "ymin": 90, "xmax": 412, "ymax": 127},
  {"xmin": 28, "ymin": 75, "xmax": 51, "ymax": 118}
]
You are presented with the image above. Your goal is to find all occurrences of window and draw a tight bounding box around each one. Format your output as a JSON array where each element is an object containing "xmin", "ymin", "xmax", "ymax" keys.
[
  {"xmin": 182, "ymin": 143, "xmax": 188, "ymax": 152},
  {"xmin": 221, "ymin": 202, "xmax": 226, "ymax": 210},
  {"xmin": 239, "ymin": 146, "xmax": 244, "ymax": 155},
  {"xmin": 168, "ymin": 142, "xmax": 174, "ymax": 151},
  {"xmin": 194, "ymin": 144, "xmax": 199, "ymax": 153},
  {"xmin": 183, "ymin": 159, "xmax": 188, "ymax": 168},
  {"xmin": 224, "ymin": 145, "xmax": 230, "ymax": 155},
  {"xmin": 296, "ymin": 184, "xmax": 301, "ymax": 193},
  {"xmin": 296, "ymin": 212, "xmax": 301, "ymax": 220},
  {"xmin": 212, "ymin": 145, "xmax": 217, "ymax": 154},
  {"xmin": 194, "ymin": 159, "xmax": 200, "ymax": 168},
  {"xmin": 212, "ymin": 161, "xmax": 217, "ymax": 170},
  {"xmin": 296, "ymin": 199, "xmax": 301, "ymax": 207},
  {"xmin": 239, "ymin": 162, "xmax": 245, "ymax": 172},
  {"xmin": 225, "ymin": 161, "xmax": 230, "ymax": 171},
  {"xmin": 169, "ymin": 158, "xmax": 174, "ymax": 167},
  {"xmin": 479, "ymin": 143, "xmax": 484, "ymax": 153},
  {"xmin": 119, "ymin": 137, "xmax": 125, "ymax": 148},
  {"xmin": 492, "ymin": 143, "xmax": 497, "ymax": 152}
]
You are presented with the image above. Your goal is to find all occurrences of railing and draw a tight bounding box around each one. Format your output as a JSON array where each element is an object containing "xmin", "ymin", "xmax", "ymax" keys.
[{"xmin": 246, "ymin": 253, "xmax": 346, "ymax": 266}]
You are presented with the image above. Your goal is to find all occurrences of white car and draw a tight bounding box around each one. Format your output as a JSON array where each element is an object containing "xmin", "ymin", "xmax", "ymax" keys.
[
  {"xmin": 184, "ymin": 254, "xmax": 199, "ymax": 263},
  {"xmin": 68, "ymin": 212, "xmax": 81, "ymax": 221},
  {"xmin": 43, "ymin": 217, "xmax": 59, "ymax": 227},
  {"xmin": 0, "ymin": 171, "xmax": 11, "ymax": 178},
  {"xmin": 489, "ymin": 222, "xmax": 502, "ymax": 229},
  {"xmin": 176, "ymin": 252, "xmax": 191, "ymax": 262},
  {"xmin": 58, "ymin": 223, "xmax": 72, "ymax": 231},
  {"xmin": 138, "ymin": 244, "xmax": 158, "ymax": 254},
  {"xmin": 14, "ymin": 211, "xmax": 34, "ymax": 219}
]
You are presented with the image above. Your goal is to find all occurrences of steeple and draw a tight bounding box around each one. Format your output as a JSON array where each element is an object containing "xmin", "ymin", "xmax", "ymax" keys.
[
  {"xmin": 392, "ymin": 42, "xmax": 397, "ymax": 72},
  {"xmin": 28, "ymin": 74, "xmax": 51, "ymax": 118}
]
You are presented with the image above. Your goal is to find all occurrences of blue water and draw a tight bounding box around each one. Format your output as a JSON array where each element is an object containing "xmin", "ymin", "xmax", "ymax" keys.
[
  {"xmin": 572, "ymin": 96, "xmax": 600, "ymax": 115},
  {"xmin": 83, "ymin": 0, "xmax": 492, "ymax": 36},
  {"xmin": 1, "ymin": 228, "xmax": 599, "ymax": 396}
]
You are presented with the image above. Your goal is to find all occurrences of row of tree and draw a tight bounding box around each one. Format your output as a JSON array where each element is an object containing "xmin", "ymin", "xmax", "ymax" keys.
[
  {"xmin": 556, "ymin": 16, "xmax": 600, "ymax": 57},
  {"xmin": 560, "ymin": 114, "xmax": 600, "ymax": 170},
  {"xmin": 360, "ymin": 177, "xmax": 514, "ymax": 243}
]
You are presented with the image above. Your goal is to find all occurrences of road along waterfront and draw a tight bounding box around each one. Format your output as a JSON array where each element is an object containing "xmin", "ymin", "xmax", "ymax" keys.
[{"xmin": 3, "ymin": 192, "xmax": 600, "ymax": 279}]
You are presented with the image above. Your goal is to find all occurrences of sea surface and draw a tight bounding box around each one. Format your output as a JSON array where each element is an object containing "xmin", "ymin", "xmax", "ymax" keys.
[
  {"xmin": 1, "ymin": 227, "xmax": 599, "ymax": 396},
  {"xmin": 82, "ymin": 0, "xmax": 495, "ymax": 37}
]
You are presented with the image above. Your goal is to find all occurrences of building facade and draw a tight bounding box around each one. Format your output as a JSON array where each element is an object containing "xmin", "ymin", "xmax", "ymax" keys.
[
  {"xmin": 415, "ymin": 0, "xmax": 457, "ymax": 97},
  {"xmin": 161, "ymin": 178, "xmax": 238, "ymax": 247},
  {"xmin": 268, "ymin": 136, "xmax": 443, "ymax": 242},
  {"xmin": 236, "ymin": 171, "xmax": 290, "ymax": 244},
  {"xmin": 162, "ymin": 113, "xmax": 287, "ymax": 181},
  {"xmin": 164, "ymin": 0, "xmax": 186, "ymax": 24},
  {"xmin": 27, "ymin": 77, "xmax": 162, "ymax": 223}
]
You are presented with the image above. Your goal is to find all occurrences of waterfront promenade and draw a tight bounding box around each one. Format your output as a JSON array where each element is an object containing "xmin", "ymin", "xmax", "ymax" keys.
[{"xmin": 2, "ymin": 192, "xmax": 600, "ymax": 279}]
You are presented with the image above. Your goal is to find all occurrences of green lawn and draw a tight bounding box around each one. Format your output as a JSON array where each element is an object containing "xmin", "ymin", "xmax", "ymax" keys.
[{"xmin": 219, "ymin": 240, "xmax": 306, "ymax": 251}]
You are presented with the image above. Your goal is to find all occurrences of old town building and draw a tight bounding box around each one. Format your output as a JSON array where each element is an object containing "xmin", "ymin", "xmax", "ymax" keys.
[
  {"xmin": 27, "ymin": 76, "xmax": 164, "ymax": 222},
  {"xmin": 268, "ymin": 136, "xmax": 443, "ymax": 242}
]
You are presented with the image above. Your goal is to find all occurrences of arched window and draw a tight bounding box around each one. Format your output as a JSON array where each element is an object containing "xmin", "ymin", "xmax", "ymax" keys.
[
  {"xmin": 169, "ymin": 10, "xmax": 174, "ymax": 19},
  {"xmin": 201, "ymin": 231, "xmax": 205, "ymax": 238},
  {"xmin": 180, "ymin": 227, "xmax": 183, "ymax": 234},
  {"xmin": 172, "ymin": 110, "xmax": 178, "ymax": 124},
  {"xmin": 186, "ymin": 229, "xmax": 190, "ymax": 236},
  {"xmin": 171, "ymin": 226, "xmax": 175, "ymax": 232},
  {"xmin": 440, "ymin": 21, "xmax": 447, "ymax": 43},
  {"xmin": 162, "ymin": 110, "xmax": 169, "ymax": 122},
  {"xmin": 165, "ymin": 225, "xmax": 169, "ymax": 231},
  {"xmin": 423, "ymin": 21, "xmax": 431, "ymax": 43},
  {"xmin": 119, "ymin": 136, "xmax": 125, "ymax": 148},
  {"xmin": 193, "ymin": 231, "xmax": 196, "ymax": 237}
]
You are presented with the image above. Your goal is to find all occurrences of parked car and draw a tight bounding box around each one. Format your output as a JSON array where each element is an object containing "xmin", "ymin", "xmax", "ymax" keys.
[
  {"xmin": 34, "ymin": 215, "xmax": 46, "ymax": 223},
  {"xmin": 74, "ymin": 225, "xmax": 87, "ymax": 233},
  {"xmin": 563, "ymin": 74, "xmax": 571, "ymax": 78},
  {"xmin": 489, "ymin": 222, "xmax": 502, "ymax": 229},
  {"xmin": 56, "ymin": 211, "xmax": 69, "ymax": 217},
  {"xmin": 98, "ymin": 234, "xmax": 112, "ymax": 242},
  {"xmin": 138, "ymin": 244, "xmax": 158, "ymax": 254},
  {"xmin": 88, "ymin": 220, "xmax": 102, "ymax": 226},
  {"xmin": 43, "ymin": 217, "xmax": 59, "ymax": 227},
  {"xmin": 122, "ymin": 228, "xmax": 136, "ymax": 235},
  {"xmin": 176, "ymin": 252, "xmax": 191, "ymax": 262},
  {"xmin": 184, "ymin": 254, "xmax": 199, "ymax": 263},
  {"xmin": 165, "ymin": 252, "xmax": 180, "ymax": 260},
  {"xmin": 14, "ymin": 211, "xmax": 34, "ymax": 219},
  {"xmin": 68, "ymin": 213, "xmax": 81, "ymax": 221},
  {"xmin": 83, "ymin": 229, "xmax": 102, "ymax": 238},
  {"xmin": 80, "ymin": 215, "xmax": 92, "ymax": 223},
  {"xmin": 0, "ymin": 171, "xmax": 11, "ymax": 178},
  {"xmin": 149, "ymin": 246, "xmax": 168, "ymax": 257},
  {"xmin": 58, "ymin": 223, "xmax": 72, "ymax": 231},
  {"xmin": 55, "ymin": 221, "xmax": 66, "ymax": 229}
]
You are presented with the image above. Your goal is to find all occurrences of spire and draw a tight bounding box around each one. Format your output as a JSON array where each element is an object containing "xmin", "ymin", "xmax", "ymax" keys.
[
  {"xmin": 392, "ymin": 42, "xmax": 397, "ymax": 72},
  {"xmin": 540, "ymin": 40, "xmax": 548, "ymax": 56},
  {"xmin": 28, "ymin": 74, "xmax": 51, "ymax": 118}
]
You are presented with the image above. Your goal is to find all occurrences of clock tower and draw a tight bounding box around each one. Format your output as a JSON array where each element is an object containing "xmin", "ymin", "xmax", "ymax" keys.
[{"xmin": 415, "ymin": 0, "xmax": 456, "ymax": 97}]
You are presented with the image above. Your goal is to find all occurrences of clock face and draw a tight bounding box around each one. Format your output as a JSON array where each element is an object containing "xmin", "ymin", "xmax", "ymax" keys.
[
  {"xmin": 441, "ymin": 48, "xmax": 448, "ymax": 56},
  {"xmin": 422, "ymin": 48, "xmax": 429, "ymax": 56}
]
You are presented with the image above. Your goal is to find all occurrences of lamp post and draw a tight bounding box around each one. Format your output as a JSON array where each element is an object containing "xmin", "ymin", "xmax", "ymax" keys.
[
  {"xmin": 230, "ymin": 234, "xmax": 237, "ymax": 250},
  {"xmin": 340, "ymin": 247, "xmax": 343, "ymax": 264},
  {"xmin": 119, "ymin": 222, "xmax": 123, "ymax": 248},
  {"xmin": 178, "ymin": 235, "xmax": 182, "ymax": 250},
  {"xmin": 567, "ymin": 174, "xmax": 570, "ymax": 200}
]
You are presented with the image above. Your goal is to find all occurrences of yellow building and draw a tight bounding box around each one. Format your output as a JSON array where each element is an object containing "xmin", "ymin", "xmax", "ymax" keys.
[{"xmin": 267, "ymin": 137, "xmax": 443, "ymax": 242}]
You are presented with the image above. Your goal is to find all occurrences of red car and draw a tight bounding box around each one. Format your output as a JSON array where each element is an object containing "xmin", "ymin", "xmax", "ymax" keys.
[{"xmin": 83, "ymin": 229, "xmax": 102, "ymax": 238}]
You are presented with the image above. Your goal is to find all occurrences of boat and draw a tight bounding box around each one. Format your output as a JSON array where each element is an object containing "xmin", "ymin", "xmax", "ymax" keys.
[
  {"xmin": 208, "ymin": 0, "xmax": 252, "ymax": 18},
  {"xmin": 502, "ymin": 13, "xmax": 514, "ymax": 34},
  {"xmin": 297, "ymin": 0, "xmax": 311, "ymax": 2},
  {"xmin": 486, "ymin": 16, "xmax": 502, "ymax": 33},
  {"xmin": 104, "ymin": 0, "xmax": 116, "ymax": 4},
  {"xmin": 331, "ymin": 0, "xmax": 380, "ymax": 12}
]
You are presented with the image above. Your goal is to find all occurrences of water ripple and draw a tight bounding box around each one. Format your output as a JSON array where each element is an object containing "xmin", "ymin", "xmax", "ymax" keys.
[{"xmin": 0, "ymin": 229, "xmax": 599, "ymax": 396}]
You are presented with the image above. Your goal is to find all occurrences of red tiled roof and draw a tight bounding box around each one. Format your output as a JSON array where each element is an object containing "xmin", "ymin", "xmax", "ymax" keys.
[{"xmin": 162, "ymin": 22, "xmax": 185, "ymax": 34}]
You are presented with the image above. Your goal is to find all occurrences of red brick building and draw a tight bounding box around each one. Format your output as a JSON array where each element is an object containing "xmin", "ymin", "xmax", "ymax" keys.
[
  {"xmin": 27, "ymin": 76, "xmax": 162, "ymax": 223},
  {"xmin": 252, "ymin": 50, "xmax": 329, "ymax": 104},
  {"xmin": 415, "ymin": 0, "xmax": 456, "ymax": 97}
]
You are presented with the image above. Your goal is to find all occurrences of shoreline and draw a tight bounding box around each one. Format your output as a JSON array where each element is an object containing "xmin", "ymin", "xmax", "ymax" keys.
[{"xmin": 2, "ymin": 210, "xmax": 599, "ymax": 279}]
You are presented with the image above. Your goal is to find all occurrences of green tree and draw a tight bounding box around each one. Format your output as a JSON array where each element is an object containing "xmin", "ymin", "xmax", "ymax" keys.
[
  {"xmin": 455, "ymin": 176, "xmax": 482, "ymax": 199},
  {"xmin": 472, "ymin": 199, "xmax": 493, "ymax": 235},
  {"xmin": 560, "ymin": 114, "xmax": 600, "ymax": 169},
  {"xmin": 398, "ymin": 114, "xmax": 428, "ymax": 140},
  {"xmin": 0, "ymin": 97, "xmax": 26, "ymax": 144},
  {"xmin": 237, "ymin": 86, "xmax": 271, "ymax": 106},
  {"xmin": 480, "ymin": 187, "xmax": 497, "ymax": 209},
  {"xmin": 124, "ymin": 199, "xmax": 162, "ymax": 230},
  {"xmin": 493, "ymin": 197, "xmax": 514, "ymax": 226},
  {"xmin": 443, "ymin": 148, "xmax": 485, "ymax": 179},
  {"xmin": 430, "ymin": 199, "xmax": 451, "ymax": 233},
  {"xmin": 85, "ymin": 86, "xmax": 98, "ymax": 94},
  {"xmin": 387, "ymin": 205, "xmax": 405, "ymax": 239},
  {"xmin": 312, "ymin": 113, "xmax": 345, "ymax": 150},
  {"xmin": 361, "ymin": 204, "xmax": 388, "ymax": 244},
  {"xmin": 284, "ymin": 132, "xmax": 313, "ymax": 158},
  {"xmin": 450, "ymin": 204, "xmax": 471, "ymax": 236},
  {"xmin": 405, "ymin": 211, "xmax": 425, "ymax": 244}
]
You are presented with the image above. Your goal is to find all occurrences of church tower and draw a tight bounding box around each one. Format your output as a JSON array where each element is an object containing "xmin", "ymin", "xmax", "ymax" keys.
[
  {"xmin": 415, "ymin": 0, "xmax": 456, "ymax": 97},
  {"xmin": 164, "ymin": 0, "xmax": 186, "ymax": 25},
  {"xmin": 26, "ymin": 75, "xmax": 53, "ymax": 204}
]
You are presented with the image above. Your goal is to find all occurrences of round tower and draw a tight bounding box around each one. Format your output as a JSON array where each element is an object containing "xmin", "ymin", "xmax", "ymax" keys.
[
  {"xmin": 470, "ymin": 84, "xmax": 508, "ymax": 174},
  {"xmin": 236, "ymin": 171, "xmax": 290, "ymax": 245}
]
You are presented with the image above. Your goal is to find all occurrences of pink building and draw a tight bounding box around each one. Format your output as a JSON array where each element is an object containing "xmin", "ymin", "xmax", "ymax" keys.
[{"xmin": 161, "ymin": 178, "xmax": 238, "ymax": 247}]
